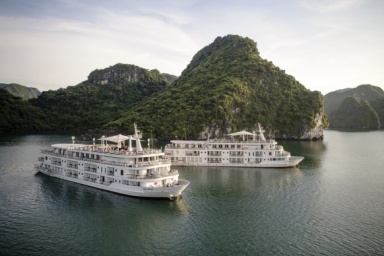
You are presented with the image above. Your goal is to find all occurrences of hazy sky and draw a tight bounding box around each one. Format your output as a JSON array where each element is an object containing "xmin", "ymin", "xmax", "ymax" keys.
[{"xmin": 0, "ymin": 0, "xmax": 383, "ymax": 94}]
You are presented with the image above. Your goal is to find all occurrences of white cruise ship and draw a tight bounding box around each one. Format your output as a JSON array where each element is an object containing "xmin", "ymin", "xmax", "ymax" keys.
[
  {"xmin": 164, "ymin": 123, "xmax": 304, "ymax": 168},
  {"xmin": 35, "ymin": 124, "xmax": 189, "ymax": 200}
]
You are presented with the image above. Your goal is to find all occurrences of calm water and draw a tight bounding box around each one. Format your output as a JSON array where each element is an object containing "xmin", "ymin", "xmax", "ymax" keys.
[{"xmin": 0, "ymin": 130, "xmax": 384, "ymax": 255}]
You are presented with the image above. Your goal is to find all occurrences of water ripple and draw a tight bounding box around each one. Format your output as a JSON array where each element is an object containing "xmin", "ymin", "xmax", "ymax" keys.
[{"xmin": 1, "ymin": 132, "xmax": 384, "ymax": 255}]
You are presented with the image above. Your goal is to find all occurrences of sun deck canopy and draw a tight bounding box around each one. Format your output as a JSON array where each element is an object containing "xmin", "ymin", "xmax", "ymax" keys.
[
  {"xmin": 227, "ymin": 130, "xmax": 255, "ymax": 136},
  {"xmin": 102, "ymin": 134, "xmax": 130, "ymax": 143}
]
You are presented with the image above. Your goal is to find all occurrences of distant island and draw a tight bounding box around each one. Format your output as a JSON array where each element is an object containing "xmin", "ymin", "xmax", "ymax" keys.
[
  {"xmin": 324, "ymin": 84, "xmax": 384, "ymax": 129},
  {"xmin": 0, "ymin": 83, "xmax": 40, "ymax": 100}
]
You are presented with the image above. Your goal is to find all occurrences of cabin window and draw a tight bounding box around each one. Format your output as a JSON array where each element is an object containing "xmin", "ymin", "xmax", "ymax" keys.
[{"xmin": 121, "ymin": 170, "xmax": 124, "ymax": 175}]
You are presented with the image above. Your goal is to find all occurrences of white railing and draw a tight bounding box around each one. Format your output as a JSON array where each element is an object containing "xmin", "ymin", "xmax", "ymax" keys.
[
  {"xmin": 41, "ymin": 151, "xmax": 171, "ymax": 168},
  {"xmin": 126, "ymin": 170, "xmax": 179, "ymax": 180}
]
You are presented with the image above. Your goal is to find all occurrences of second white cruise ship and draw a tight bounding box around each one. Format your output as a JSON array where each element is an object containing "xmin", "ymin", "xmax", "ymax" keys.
[{"xmin": 164, "ymin": 123, "xmax": 304, "ymax": 168}]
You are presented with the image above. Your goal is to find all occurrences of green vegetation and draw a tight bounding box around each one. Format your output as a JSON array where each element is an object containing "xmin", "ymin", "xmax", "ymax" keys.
[
  {"xmin": 329, "ymin": 97, "xmax": 380, "ymax": 129},
  {"xmin": 0, "ymin": 89, "xmax": 49, "ymax": 131},
  {"xmin": 109, "ymin": 35, "xmax": 326, "ymax": 139},
  {"xmin": 0, "ymin": 36, "xmax": 326, "ymax": 139},
  {"xmin": 324, "ymin": 84, "xmax": 384, "ymax": 129},
  {"xmin": 161, "ymin": 73, "xmax": 178, "ymax": 83},
  {"xmin": 29, "ymin": 64, "xmax": 169, "ymax": 132}
]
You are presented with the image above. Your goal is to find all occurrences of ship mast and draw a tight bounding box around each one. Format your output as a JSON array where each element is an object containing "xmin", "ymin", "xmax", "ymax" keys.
[
  {"xmin": 134, "ymin": 123, "xmax": 143, "ymax": 152},
  {"xmin": 256, "ymin": 123, "xmax": 266, "ymax": 142}
]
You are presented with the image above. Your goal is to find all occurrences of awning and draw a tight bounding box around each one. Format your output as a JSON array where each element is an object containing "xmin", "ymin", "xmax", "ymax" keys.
[
  {"xmin": 227, "ymin": 130, "xmax": 254, "ymax": 136},
  {"xmin": 103, "ymin": 134, "xmax": 130, "ymax": 143}
]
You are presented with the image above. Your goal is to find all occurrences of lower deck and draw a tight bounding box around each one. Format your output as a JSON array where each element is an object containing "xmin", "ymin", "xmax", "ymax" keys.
[
  {"xmin": 36, "ymin": 165, "xmax": 189, "ymax": 199},
  {"xmin": 171, "ymin": 156, "xmax": 304, "ymax": 168}
]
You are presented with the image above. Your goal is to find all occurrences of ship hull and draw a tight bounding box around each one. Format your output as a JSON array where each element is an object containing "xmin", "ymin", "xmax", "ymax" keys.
[
  {"xmin": 170, "ymin": 156, "xmax": 304, "ymax": 168},
  {"xmin": 37, "ymin": 167, "xmax": 189, "ymax": 200}
]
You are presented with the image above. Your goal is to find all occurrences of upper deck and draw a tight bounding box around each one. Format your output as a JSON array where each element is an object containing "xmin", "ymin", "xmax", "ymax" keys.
[
  {"xmin": 165, "ymin": 124, "xmax": 278, "ymax": 150},
  {"xmin": 165, "ymin": 138, "xmax": 279, "ymax": 150},
  {"xmin": 51, "ymin": 143, "xmax": 164, "ymax": 157},
  {"xmin": 44, "ymin": 143, "xmax": 169, "ymax": 168}
]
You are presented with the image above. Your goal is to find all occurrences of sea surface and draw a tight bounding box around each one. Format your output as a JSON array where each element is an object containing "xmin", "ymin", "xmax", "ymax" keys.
[{"xmin": 0, "ymin": 130, "xmax": 383, "ymax": 256}]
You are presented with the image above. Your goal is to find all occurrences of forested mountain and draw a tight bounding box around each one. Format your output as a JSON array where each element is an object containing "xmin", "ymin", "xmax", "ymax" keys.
[
  {"xmin": 29, "ymin": 63, "xmax": 169, "ymax": 131},
  {"xmin": 1, "ymin": 35, "xmax": 328, "ymax": 139},
  {"xmin": 324, "ymin": 84, "xmax": 384, "ymax": 129},
  {"xmin": 0, "ymin": 83, "xmax": 41, "ymax": 100},
  {"xmin": 0, "ymin": 89, "xmax": 48, "ymax": 131},
  {"xmin": 108, "ymin": 35, "xmax": 327, "ymax": 140},
  {"xmin": 161, "ymin": 73, "xmax": 178, "ymax": 83},
  {"xmin": 329, "ymin": 97, "xmax": 380, "ymax": 129}
]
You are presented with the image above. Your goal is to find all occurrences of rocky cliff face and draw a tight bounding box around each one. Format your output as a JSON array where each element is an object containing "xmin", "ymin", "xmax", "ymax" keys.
[
  {"xmin": 298, "ymin": 113, "xmax": 325, "ymax": 140},
  {"xmin": 87, "ymin": 63, "xmax": 169, "ymax": 86}
]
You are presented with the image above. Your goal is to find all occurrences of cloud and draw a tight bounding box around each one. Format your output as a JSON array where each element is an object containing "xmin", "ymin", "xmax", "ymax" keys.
[
  {"xmin": 0, "ymin": 7, "xmax": 198, "ymax": 90},
  {"xmin": 298, "ymin": 0, "xmax": 366, "ymax": 12},
  {"xmin": 0, "ymin": 0, "xmax": 382, "ymax": 94}
]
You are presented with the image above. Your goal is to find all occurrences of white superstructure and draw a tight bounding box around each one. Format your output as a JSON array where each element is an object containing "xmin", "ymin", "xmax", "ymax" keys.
[
  {"xmin": 164, "ymin": 123, "xmax": 304, "ymax": 168},
  {"xmin": 35, "ymin": 124, "xmax": 189, "ymax": 200}
]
